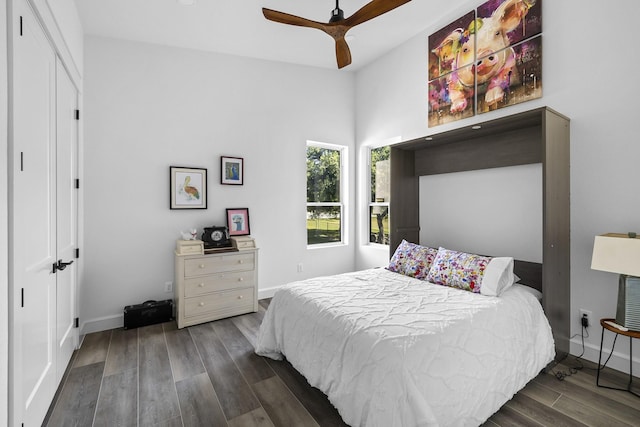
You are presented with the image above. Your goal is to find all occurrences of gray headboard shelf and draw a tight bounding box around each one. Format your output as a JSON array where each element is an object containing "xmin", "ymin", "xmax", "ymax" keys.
[{"xmin": 390, "ymin": 106, "xmax": 570, "ymax": 361}]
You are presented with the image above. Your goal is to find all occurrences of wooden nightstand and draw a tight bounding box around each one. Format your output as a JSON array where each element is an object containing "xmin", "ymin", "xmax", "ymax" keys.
[
  {"xmin": 174, "ymin": 248, "xmax": 258, "ymax": 328},
  {"xmin": 597, "ymin": 318, "xmax": 640, "ymax": 397}
]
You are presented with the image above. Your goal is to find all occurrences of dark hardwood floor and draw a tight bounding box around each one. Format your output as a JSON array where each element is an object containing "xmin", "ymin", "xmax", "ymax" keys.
[{"xmin": 45, "ymin": 299, "xmax": 640, "ymax": 426}]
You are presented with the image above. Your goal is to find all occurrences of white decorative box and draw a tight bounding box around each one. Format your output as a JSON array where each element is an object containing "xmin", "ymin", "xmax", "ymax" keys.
[
  {"xmin": 176, "ymin": 239, "xmax": 204, "ymax": 255},
  {"xmin": 231, "ymin": 236, "xmax": 256, "ymax": 250}
]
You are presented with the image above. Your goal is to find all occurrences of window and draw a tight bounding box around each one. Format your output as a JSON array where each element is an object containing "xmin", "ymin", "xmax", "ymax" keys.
[
  {"xmin": 369, "ymin": 146, "xmax": 390, "ymax": 245},
  {"xmin": 306, "ymin": 142, "xmax": 345, "ymax": 246}
]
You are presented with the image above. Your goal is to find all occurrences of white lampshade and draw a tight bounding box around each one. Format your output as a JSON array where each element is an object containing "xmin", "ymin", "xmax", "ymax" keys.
[{"xmin": 591, "ymin": 233, "xmax": 640, "ymax": 277}]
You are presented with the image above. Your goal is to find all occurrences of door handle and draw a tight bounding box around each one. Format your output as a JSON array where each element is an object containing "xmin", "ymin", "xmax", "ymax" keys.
[{"xmin": 53, "ymin": 259, "xmax": 74, "ymax": 273}]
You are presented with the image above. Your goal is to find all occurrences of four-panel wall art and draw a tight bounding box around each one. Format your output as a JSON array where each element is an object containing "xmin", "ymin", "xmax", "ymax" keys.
[{"xmin": 428, "ymin": 0, "xmax": 542, "ymax": 127}]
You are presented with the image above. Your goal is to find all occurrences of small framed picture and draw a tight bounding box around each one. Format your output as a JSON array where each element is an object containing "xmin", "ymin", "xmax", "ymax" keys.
[
  {"xmin": 170, "ymin": 166, "xmax": 207, "ymax": 209},
  {"xmin": 226, "ymin": 208, "xmax": 250, "ymax": 236},
  {"xmin": 221, "ymin": 156, "xmax": 243, "ymax": 185}
]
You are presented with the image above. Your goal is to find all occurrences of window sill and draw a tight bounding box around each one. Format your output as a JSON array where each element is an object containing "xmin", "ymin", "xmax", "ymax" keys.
[
  {"xmin": 366, "ymin": 243, "xmax": 389, "ymax": 250},
  {"xmin": 307, "ymin": 242, "xmax": 347, "ymax": 250}
]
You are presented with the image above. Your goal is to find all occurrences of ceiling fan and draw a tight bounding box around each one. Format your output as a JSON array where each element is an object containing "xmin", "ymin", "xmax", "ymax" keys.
[{"xmin": 262, "ymin": 0, "xmax": 412, "ymax": 69}]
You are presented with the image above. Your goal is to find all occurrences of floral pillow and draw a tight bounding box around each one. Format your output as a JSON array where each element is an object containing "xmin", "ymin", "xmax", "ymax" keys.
[
  {"xmin": 387, "ymin": 240, "xmax": 438, "ymax": 280},
  {"xmin": 426, "ymin": 247, "xmax": 491, "ymax": 293},
  {"xmin": 426, "ymin": 247, "xmax": 515, "ymax": 296}
]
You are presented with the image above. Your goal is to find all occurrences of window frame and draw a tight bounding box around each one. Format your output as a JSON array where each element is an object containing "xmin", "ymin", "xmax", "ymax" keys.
[{"xmin": 306, "ymin": 140, "xmax": 348, "ymax": 248}]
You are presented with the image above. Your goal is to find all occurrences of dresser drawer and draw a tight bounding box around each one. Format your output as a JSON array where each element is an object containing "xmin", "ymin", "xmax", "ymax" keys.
[
  {"xmin": 236, "ymin": 240, "xmax": 255, "ymax": 249},
  {"xmin": 175, "ymin": 247, "xmax": 258, "ymax": 328},
  {"xmin": 184, "ymin": 287, "xmax": 254, "ymax": 319},
  {"xmin": 184, "ymin": 271, "xmax": 254, "ymax": 297},
  {"xmin": 184, "ymin": 252, "xmax": 255, "ymax": 277}
]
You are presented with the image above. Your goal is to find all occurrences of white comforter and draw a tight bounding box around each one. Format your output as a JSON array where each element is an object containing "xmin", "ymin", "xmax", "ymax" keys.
[{"xmin": 255, "ymin": 268, "xmax": 555, "ymax": 427}]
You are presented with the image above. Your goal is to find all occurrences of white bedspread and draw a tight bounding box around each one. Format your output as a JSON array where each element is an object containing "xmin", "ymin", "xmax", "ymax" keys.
[{"xmin": 255, "ymin": 268, "xmax": 555, "ymax": 427}]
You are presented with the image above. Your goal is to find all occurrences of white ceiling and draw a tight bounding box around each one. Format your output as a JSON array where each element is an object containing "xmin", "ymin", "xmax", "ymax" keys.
[{"xmin": 74, "ymin": 0, "xmax": 467, "ymax": 71}]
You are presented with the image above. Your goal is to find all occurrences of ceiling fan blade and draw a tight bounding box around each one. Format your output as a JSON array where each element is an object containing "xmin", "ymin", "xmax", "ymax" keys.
[
  {"xmin": 345, "ymin": 0, "xmax": 411, "ymax": 28},
  {"xmin": 335, "ymin": 37, "xmax": 352, "ymax": 69},
  {"xmin": 262, "ymin": 8, "xmax": 326, "ymax": 31},
  {"xmin": 262, "ymin": 1, "xmax": 410, "ymax": 69}
]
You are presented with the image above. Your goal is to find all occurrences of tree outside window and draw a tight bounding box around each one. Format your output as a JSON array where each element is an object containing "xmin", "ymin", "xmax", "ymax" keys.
[
  {"xmin": 369, "ymin": 146, "xmax": 390, "ymax": 245},
  {"xmin": 307, "ymin": 143, "xmax": 345, "ymax": 245}
]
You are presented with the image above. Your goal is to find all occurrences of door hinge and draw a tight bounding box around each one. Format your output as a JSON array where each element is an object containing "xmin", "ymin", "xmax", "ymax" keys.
[
  {"xmin": 75, "ymin": 109, "xmax": 80, "ymax": 120},
  {"xmin": 21, "ymin": 288, "xmax": 24, "ymax": 307},
  {"xmin": 19, "ymin": 16, "xmax": 23, "ymax": 36},
  {"xmin": 75, "ymin": 248, "xmax": 80, "ymax": 259},
  {"xmin": 74, "ymin": 318, "xmax": 79, "ymax": 328},
  {"xmin": 75, "ymin": 178, "xmax": 80, "ymax": 189}
]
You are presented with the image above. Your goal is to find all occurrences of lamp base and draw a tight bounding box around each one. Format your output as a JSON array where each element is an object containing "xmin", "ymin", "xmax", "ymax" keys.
[{"xmin": 615, "ymin": 274, "xmax": 640, "ymax": 331}]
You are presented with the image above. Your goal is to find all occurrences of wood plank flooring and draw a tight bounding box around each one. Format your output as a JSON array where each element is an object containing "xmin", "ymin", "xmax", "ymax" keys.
[{"xmin": 44, "ymin": 299, "xmax": 640, "ymax": 426}]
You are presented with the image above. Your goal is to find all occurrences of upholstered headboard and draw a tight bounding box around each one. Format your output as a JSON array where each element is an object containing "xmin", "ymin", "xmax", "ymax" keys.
[{"xmin": 514, "ymin": 260, "xmax": 542, "ymax": 293}]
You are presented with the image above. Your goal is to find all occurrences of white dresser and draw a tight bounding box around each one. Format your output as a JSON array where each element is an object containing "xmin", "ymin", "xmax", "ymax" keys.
[{"xmin": 174, "ymin": 248, "xmax": 258, "ymax": 328}]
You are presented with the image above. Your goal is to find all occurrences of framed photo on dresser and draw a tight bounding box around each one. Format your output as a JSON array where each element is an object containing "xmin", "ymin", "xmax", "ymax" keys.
[{"xmin": 226, "ymin": 208, "xmax": 250, "ymax": 236}]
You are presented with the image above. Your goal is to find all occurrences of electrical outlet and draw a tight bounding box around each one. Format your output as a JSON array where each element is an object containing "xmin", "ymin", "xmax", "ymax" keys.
[
  {"xmin": 164, "ymin": 281, "xmax": 173, "ymax": 293},
  {"xmin": 579, "ymin": 309, "xmax": 592, "ymax": 328}
]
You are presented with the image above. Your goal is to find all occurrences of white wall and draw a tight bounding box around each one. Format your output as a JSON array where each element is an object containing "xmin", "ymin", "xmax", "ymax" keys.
[
  {"xmin": 82, "ymin": 36, "xmax": 356, "ymax": 332},
  {"xmin": 419, "ymin": 164, "xmax": 543, "ymax": 262},
  {"xmin": 355, "ymin": 0, "xmax": 640, "ymax": 373}
]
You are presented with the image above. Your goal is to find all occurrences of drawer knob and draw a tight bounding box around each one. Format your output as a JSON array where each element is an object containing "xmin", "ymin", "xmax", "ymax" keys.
[
  {"xmin": 198, "ymin": 283, "xmax": 204, "ymax": 288},
  {"xmin": 237, "ymin": 295, "xmax": 243, "ymax": 300},
  {"xmin": 238, "ymin": 260, "xmax": 244, "ymax": 264},
  {"xmin": 199, "ymin": 302, "xmax": 205, "ymax": 307},
  {"xmin": 199, "ymin": 264, "xmax": 205, "ymax": 269},
  {"xmin": 238, "ymin": 277, "xmax": 244, "ymax": 282}
]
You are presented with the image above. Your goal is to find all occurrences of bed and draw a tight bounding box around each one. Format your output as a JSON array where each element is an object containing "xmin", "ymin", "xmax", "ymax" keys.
[{"xmin": 255, "ymin": 243, "xmax": 555, "ymax": 427}]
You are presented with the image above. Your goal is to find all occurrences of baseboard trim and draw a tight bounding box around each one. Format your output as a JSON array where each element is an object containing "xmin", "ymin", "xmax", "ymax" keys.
[
  {"xmin": 570, "ymin": 336, "xmax": 640, "ymax": 376},
  {"xmin": 80, "ymin": 288, "xmax": 282, "ymax": 335},
  {"xmin": 258, "ymin": 285, "xmax": 281, "ymax": 300},
  {"xmin": 81, "ymin": 313, "xmax": 123, "ymax": 335}
]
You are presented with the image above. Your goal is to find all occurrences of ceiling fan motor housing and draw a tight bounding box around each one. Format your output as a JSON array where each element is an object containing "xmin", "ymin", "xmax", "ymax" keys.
[{"xmin": 329, "ymin": 7, "xmax": 345, "ymax": 22}]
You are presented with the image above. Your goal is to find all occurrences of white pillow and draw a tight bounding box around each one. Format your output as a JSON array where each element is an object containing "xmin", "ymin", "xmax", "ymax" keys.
[
  {"xmin": 511, "ymin": 283, "xmax": 543, "ymax": 301},
  {"xmin": 480, "ymin": 257, "xmax": 515, "ymax": 297}
]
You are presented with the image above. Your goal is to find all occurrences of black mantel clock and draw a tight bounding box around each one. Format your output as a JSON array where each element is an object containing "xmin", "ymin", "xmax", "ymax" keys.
[{"xmin": 201, "ymin": 226, "xmax": 231, "ymax": 249}]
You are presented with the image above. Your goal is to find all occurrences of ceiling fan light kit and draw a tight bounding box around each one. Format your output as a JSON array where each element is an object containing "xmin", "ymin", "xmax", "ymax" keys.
[{"xmin": 262, "ymin": 0, "xmax": 412, "ymax": 69}]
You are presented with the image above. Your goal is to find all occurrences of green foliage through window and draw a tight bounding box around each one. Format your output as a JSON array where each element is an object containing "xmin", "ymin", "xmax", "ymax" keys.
[
  {"xmin": 307, "ymin": 207, "xmax": 341, "ymax": 245},
  {"xmin": 307, "ymin": 146, "xmax": 340, "ymax": 203},
  {"xmin": 307, "ymin": 144, "xmax": 344, "ymax": 245},
  {"xmin": 370, "ymin": 146, "xmax": 390, "ymax": 245}
]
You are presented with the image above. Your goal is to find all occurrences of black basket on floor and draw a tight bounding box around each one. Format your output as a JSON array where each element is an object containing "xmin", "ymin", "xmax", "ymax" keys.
[{"xmin": 124, "ymin": 299, "xmax": 174, "ymax": 329}]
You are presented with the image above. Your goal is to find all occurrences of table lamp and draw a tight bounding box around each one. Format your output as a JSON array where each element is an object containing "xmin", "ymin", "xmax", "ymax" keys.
[{"xmin": 591, "ymin": 232, "xmax": 640, "ymax": 331}]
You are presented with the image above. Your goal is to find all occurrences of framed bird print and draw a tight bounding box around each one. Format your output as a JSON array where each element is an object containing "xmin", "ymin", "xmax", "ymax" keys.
[
  {"xmin": 170, "ymin": 166, "xmax": 207, "ymax": 209},
  {"xmin": 226, "ymin": 208, "xmax": 250, "ymax": 236},
  {"xmin": 221, "ymin": 156, "xmax": 243, "ymax": 185}
]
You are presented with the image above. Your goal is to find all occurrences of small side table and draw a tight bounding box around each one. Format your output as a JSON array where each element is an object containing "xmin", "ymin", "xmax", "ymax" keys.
[{"xmin": 597, "ymin": 318, "xmax": 640, "ymax": 397}]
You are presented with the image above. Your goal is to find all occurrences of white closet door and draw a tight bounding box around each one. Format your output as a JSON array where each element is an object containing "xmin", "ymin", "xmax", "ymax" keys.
[
  {"xmin": 55, "ymin": 58, "xmax": 79, "ymax": 384},
  {"xmin": 12, "ymin": 0, "xmax": 57, "ymax": 424}
]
